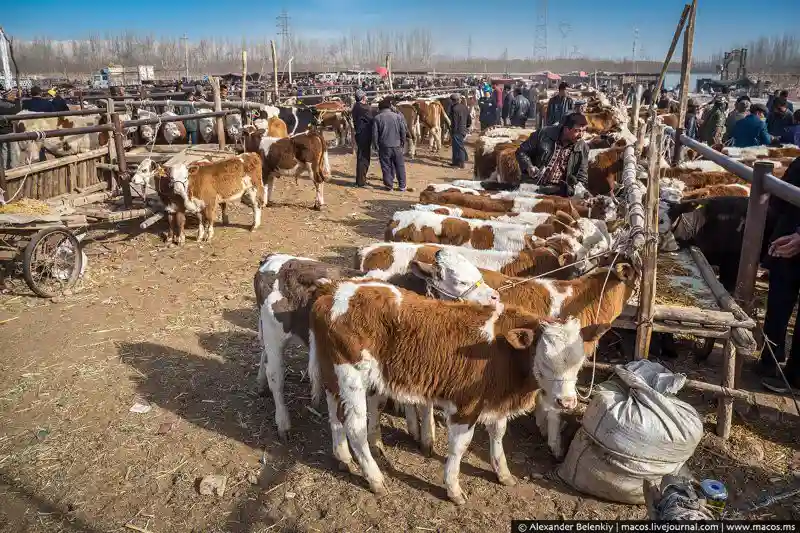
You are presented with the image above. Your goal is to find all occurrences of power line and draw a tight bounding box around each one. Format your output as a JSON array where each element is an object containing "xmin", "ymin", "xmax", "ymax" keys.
[
  {"xmin": 276, "ymin": 9, "xmax": 290, "ymax": 56},
  {"xmin": 534, "ymin": 0, "xmax": 548, "ymax": 63}
]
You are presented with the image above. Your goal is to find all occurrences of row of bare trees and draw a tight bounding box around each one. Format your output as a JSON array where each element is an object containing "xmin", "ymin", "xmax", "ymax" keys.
[
  {"xmin": 11, "ymin": 29, "xmax": 800, "ymax": 78},
  {"xmin": 703, "ymin": 33, "xmax": 800, "ymax": 75}
]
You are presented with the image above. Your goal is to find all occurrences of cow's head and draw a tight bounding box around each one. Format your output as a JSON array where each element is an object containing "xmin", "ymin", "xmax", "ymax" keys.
[
  {"xmin": 658, "ymin": 199, "xmax": 706, "ymax": 252},
  {"xmin": 225, "ymin": 113, "xmax": 243, "ymax": 140},
  {"xmin": 170, "ymin": 163, "xmax": 196, "ymax": 212},
  {"xmin": 409, "ymin": 249, "xmax": 499, "ymax": 306},
  {"xmin": 506, "ymin": 317, "xmax": 610, "ymax": 410},
  {"xmin": 130, "ymin": 158, "xmax": 164, "ymax": 188},
  {"xmin": 197, "ymin": 110, "xmax": 215, "ymax": 142}
]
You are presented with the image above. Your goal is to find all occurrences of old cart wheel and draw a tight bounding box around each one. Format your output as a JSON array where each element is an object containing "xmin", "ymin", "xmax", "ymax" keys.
[{"xmin": 22, "ymin": 227, "xmax": 83, "ymax": 298}]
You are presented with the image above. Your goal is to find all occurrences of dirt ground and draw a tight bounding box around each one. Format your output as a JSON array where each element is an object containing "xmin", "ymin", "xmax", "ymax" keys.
[{"xmin": 1, "ymin": 139, "xmax": 799, "ymax": 533}]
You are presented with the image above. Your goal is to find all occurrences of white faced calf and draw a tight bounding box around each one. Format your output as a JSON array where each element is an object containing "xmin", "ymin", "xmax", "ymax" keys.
[{"xmin": 308, "ymin": 281, "xmax": 609, "ymax": 504}]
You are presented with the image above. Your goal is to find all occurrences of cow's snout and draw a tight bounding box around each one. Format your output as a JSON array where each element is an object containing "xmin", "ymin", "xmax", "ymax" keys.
[{"xmin": 556, "ymin": 396, "xmax": 577, "ymax": 410}]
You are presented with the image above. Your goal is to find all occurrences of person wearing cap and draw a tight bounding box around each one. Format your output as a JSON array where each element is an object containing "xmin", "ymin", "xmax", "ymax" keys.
[
  {"xmin": 352, "ymin": 89, "xmax": 374, "ymax": 187},
  {"xmin": 180, "ymin": 91, "xmax": 200, "ymax": 145},
  {"xmin": 766, "ymin": 89, "xmax": 780, "ymax": 112},
  {"xmin": 730, "ymin": 103, "xmax": 775, "ymax": 147},
  {"xmin": 372, "ymin": 97, "xmax": 408, "ymax": 191},
  {"xmin": 545, "ymin": 82, "xmax": 574, "ymax": 126},
  {"xmin": 641, "ymin": 82, "xmax": 655, "ymax": 106},
  {"xmin": 508, "ymin": 87, "xmax": 531, "ymax": 127},
  {"xmin": 767, "ymin": 98, "xmax": 794, "ymax": 140},
  {"xmin": 22, "ymin": 86, "xmax": 55, "ymax": 113},
  {"xmin": 502, "ymin": 85, "xmax": 514, "ymax": 126},
  {"xmin": 51, "ymin": 88, "xmax": 70, "ymax": 112},
  {"xmin": 724, "ymin": 95, "xmax": 750, "ymax": 142},
  {"xmin": 449, "ymin": 93, "xmax": 471, "ymax": 168},
  {"xmin": 698, "ymin": 96, "xmax": 726, "ymax": 145},
  {"xmin": 515, "ymin": 112, "xmax": 589, "ymax": 197}
]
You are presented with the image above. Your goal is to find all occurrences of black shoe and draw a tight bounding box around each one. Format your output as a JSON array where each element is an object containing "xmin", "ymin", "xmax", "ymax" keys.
[{"xmin": 383, "ymin": 186, "xmax": 392, "ymax": 191}]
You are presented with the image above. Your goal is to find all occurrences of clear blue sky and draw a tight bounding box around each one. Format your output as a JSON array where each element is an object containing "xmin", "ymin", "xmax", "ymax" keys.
[{"xmin": 4, "ymin": 0, "xmax": 799, "ymax": 60}]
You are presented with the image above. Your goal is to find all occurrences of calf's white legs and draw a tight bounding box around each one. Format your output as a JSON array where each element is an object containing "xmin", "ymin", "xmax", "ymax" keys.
[
  {"xmin": 313, "ymin": 182, "xmax": 325, "ymax": 211},
  {"xmin": 535, "ymin": 402, "xmax": 565, "ymax": 459},
  {"xmin": 367, "ymin": 393, "xmax": 386, "ymax": 454},
  {"xmin": 336, "ymin": 365, "xmax": 387, "ymax": 495},
  {"xmin": 444, "ymin": 420, "xmax": 475, "ymax": 506},
  {"xmin": 418, "ymin": 404, "xmax": 435, "ymax": 457},
  {"xmin": 486, "ymin": 418, "xmax": 515, "ymax": 486},
  {"xmin": 327, "ymin": 392, "xmax": 356, "ymax": 473}
]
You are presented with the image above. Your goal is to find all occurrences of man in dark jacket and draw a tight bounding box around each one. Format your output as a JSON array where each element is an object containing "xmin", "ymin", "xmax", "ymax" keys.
[
  {"xmin": 478, "ymin": 90, "xmax": 497, "ymax": 131},
  {"xmin": 760, "ymin": 157, "xmax": 800, "ymax": 392},
  {"xmin": 449, "ymin": 94, "xmax": 470, "ymax": 168},
  {"xmin": 352, "ymin": 89, "xmax": 374, "ymax": 186},
  {"xmin": 642, "ymin": 83, "xmax": 655, "ymax": 106},
  {"xmin": 545, "ymin": 82, "xmax": 574, "ymax": 126},
  {"xmin": 778, "ymin": 90, "xmax": 794, "ymax": 113},
  {"xmin": 515, "ymin": 112, "xmax": 589, "ymax": 197},
  {"xmin": 50, "ymin": 88, "xmax": 70, "ymax": 112},
  {"xmin": 508, "ymin": 88, "xmax": 531, "ymax": 127},
  {"xmin": 767, "ymin": 98, "xmax": 794, "ymax": 139},
  {"xmin": 372, "ymin": 97, "xmax": 408, "ymax": 191},
  {"xmin": 502, "ymin": 85, "xmax": 513, "ymax": 125},
  {"xmin": 732, "ymin": 103, "xmax": 775, "ymax": 147},
  {"xmin": 22, "ymin": 86, "xmax": 55, "ymax": 113}
]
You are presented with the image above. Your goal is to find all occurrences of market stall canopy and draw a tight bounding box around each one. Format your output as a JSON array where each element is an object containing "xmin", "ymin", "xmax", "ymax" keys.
[
  {"xmin": 375, "ymin": 66, "xmax": 389, "ymax": 78},
  {"xmin": 546, "ymin": 72, "xmax": 562, "ymax": 80}
]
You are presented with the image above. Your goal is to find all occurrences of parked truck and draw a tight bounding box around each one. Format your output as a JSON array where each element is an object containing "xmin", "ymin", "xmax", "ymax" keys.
[{"xmin": 91, "ymin": 65, "xmax": 155, "ymax": 89}]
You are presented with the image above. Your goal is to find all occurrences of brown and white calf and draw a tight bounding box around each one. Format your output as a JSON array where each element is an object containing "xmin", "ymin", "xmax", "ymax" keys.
[
  {"xmin": 359, "ymin": 241, "xmax": 586, "ymax": 280},
  {"xmin": 419, "ymin": 186, "xmax": 619, "ymax": 222},
  {"xmin": 415, "ymin": 99, "xmax": 451, "ymax": 152},
  {"xmin": 170, "ymin": 153, "xmax": 264, "ymax": 241},
  {"xmin": 258, "ymin": 131, "xmax": 331, "ymax": 210},
  {"xmin": 395, "ymin": 102, "xmax": 422, "ymax": 158},
  {"xmin": 308, "ymin": 280, "xmax": 609, "ymax": 503},
  {"xmin": 254, "ymin": 252, "xmax": 499, "ymax": 440},
  {"xmin": 385, "ymin": 209, "xmax": 582, "ymax": 251},
  {"xmin": 131, "ymin": 158, "xmax": 188, "ymax": 245},
  {"xmin": 682, "ymin": 183, "xmax": 750, "ymax": 200},
  {"xmin": 409, "ymin": 259, "xmax": 637, "ymax": 457}
]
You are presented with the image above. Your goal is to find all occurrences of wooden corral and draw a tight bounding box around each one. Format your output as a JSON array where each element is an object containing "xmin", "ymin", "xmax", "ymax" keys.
[{"xmin": 2, "ymin": 148, "xmax": 110, "ymax": 201}]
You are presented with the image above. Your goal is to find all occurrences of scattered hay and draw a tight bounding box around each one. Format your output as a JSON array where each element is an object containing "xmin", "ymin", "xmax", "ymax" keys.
[{"xmin": 0, "ymin": 198, "xmax": 52, "ymax": 215}]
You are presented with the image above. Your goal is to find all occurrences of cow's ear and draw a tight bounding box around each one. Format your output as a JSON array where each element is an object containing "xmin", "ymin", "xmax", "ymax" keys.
[
  {"xmin": 613, "ymin": 262, "xmax": 637, "ymax": 281},
  {"xmin": 580, "ymin": 323, "xmax": 612, "ymax": 342},
  {"xmin": 506, "ymin": 328, "xmax": 536, "ymax": 350},
  {"xmin": 409, "ymin": 260, "xmax": 437, "ymax": 280},
  {"xmin": 554, "ymin": 210, "xmax": 577, "ymax": 228}
]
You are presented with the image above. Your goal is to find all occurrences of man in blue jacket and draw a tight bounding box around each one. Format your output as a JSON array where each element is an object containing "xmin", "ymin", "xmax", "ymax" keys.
[
  {"xmin": 22, "ymin": 86, "xmax": 55, "ymax": 113},
  {"xmin": 372, "ymin": 97, "xmax": 408, "ymax": 191},
  {"xmin": 730, "ymin": 103, "xmax": 776, "ymax": 147},
  {"xmin": 352, "ymin": 89, "xmax": 374, "ymax": 187}
]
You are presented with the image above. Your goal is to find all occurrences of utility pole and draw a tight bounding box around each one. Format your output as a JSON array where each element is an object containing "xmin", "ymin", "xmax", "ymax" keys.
[
  {"xmin": 534, "ymin": 0, "xmax": 548, "ymax": 63},
  {"xmin": 276, "ymin": 9, "xmax": 290, "ymax": 58},
  {"xmin": 632, "ymin": 28, "xmax": 639, "ymax": 74},
  {"xmin": 180, "ymin": 33, "xmax": 189, "ymax": 80},
  {"xmin": 467, "ymin": 35, "xmax": 472, "ymax": 63}
]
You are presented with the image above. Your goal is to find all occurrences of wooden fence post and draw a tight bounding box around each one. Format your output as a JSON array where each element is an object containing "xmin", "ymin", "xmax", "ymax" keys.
[
  {"xmin": 733, "ymin": 161, "xmax": 773, "ymax": 386},
  {"xmin": 631, "ymin": 84, "xmax": 642, "ymax": 135},
  {"xmin": 209, "ymin": 76, "xmax": 226, "ymax": 150},
  {"xmin": 385, "ymin": 53, "xmax": 393, "ymax": 93},
  {"xmin": 271, "ymin": 40, "xmax": 279, "ymax": 103},
  {"xmin": 674, "ymin": 0, "xmax": 697, "ymax": 166},
  {"xmin": 635, "ymin": 125, "xmax": 665, "ymax": 359},
  {"xmin": 110, "ymin": 112, "xmax": 131, "ymax": 208},
  {"xmin": 241, "ymin": 50, "xmax": 248, "ymax": 102}
]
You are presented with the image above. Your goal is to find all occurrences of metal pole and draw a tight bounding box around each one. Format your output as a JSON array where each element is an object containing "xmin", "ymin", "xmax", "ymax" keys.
[
  {"xmin": 209, "ymin": 76, "xmax": 226, "ymax": 150},
  {"xmin": 110, "ymin": 111, "xmax": 131, "ymax": 208},
  {"xmin": 241, "ymin": 50, "xmax": 248, "ymax": 102},
  {"xmin": 271, "ymin": 40, "xmax": 279, "ymax": 103},
  {"xmin": 631, "ymin": 84, "xmax": 642, "ymax": 134},
  {"xmin": 182, "ymin": 33, "xmax": 189, "ymax": 80}
]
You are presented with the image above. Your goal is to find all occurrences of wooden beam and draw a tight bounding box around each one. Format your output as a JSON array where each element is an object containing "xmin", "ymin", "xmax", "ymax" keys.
[
  {"xmin": 241, "ymin": 50, "xmax": 248, "ymax": 103},
  {"xmin": 635, "ymin": 125, "xmax": 664, "ymax": 359}
]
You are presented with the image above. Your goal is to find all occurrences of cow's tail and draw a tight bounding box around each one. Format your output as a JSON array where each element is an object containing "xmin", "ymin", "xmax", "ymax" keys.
[
  {"xmin": 439, "ymin": 102, "xmax": 451, "ymax": 128},
  {"xmin": 318, "ymin": 133, "xmax": 331, "ymax": 180}
]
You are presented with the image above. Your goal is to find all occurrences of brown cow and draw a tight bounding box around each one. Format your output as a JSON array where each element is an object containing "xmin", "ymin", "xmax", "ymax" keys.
[
  {"xmin": 259, "ymin": 131, "xmax": 331, "ymax": 210},
  {"xmin": 307, "ymin": 278, "xmax": 609, "ymax": 503}
]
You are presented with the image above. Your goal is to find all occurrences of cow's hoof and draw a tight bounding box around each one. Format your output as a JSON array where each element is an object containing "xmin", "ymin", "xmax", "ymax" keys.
[
  {"xmin": 420, "ymin": 443, "xmax": 433, "ymax": 458},
  {"xmin": 277, "ymin": 429, "xmax": 289, "ymax": 444},
  {"xmin": 313, "ymin": 204, "xmax": 323, "ymax": 211},
  {"xmin": 498, "ymin": 473, "xmax": 517, "ymax": 486},
  {"xmin": 338, "ymin": 460, "xmax": 359, "ymax": 475},
  {"xmin": 448, "ymin": 489, "xmax": 467, "ymax": 506},
  {"xmin": 222, "ymin": 217, "xmax": 231, "ymax": 225},
  {"xmin": 370, "ymin": 481, "xmax": 389, "ymax": 497}
]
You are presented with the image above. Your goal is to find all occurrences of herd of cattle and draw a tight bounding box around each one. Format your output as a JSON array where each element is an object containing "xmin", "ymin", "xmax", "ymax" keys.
[{"xmin": 7, "ymin": 85, "xmax": 800, "ymax": 504}]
